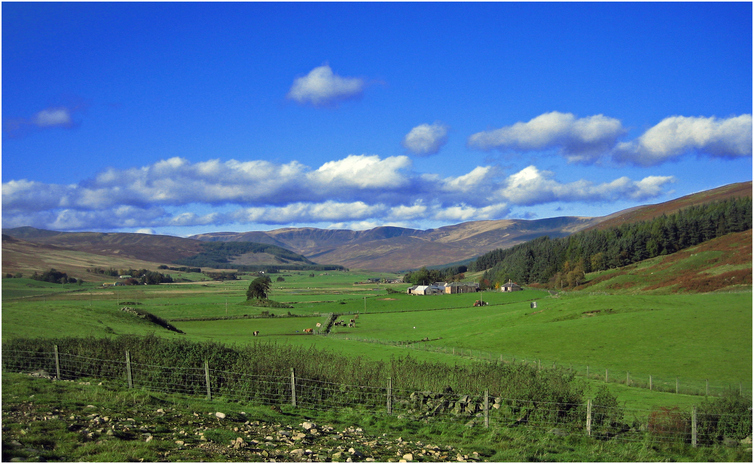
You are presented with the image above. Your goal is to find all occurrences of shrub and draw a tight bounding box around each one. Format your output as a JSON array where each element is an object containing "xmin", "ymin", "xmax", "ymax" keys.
[
  {"xmin": 591, "ymin": 385, "xmax": 625, "ymax": 438},
  {"xmin": 647, "ymin": 406, "xmax": 690, "ymax": 444},
  {"xmin": 696, "ymin": 391, "xmax": 752, "ymax": 444}
]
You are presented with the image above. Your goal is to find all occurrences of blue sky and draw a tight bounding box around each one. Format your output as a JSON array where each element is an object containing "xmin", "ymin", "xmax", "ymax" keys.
[{"xmin": 3, "ymin": 2, "xmax": 752, "ymax": 236}]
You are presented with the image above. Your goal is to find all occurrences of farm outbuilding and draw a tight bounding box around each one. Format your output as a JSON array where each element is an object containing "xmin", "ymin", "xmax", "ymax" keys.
[
  {"xmin": 408, "ymin": 282, "xmax": 481, "ymax": 295},
  {"xmin": 501, "ymin": 279, "xmax": 522, "ymax": 292},
  {"xmin": 407, "ymin": 285, "xmax": 430, "ymax": 295},
  {"xmin": 445, "ymin": 282, "xmax": 480, "ymax": 294}
]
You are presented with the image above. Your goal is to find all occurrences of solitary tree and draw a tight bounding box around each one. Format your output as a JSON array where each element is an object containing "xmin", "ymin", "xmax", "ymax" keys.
[{"xmin": 246, "ymin": 276, "xmax": 272, "ymax": 300}]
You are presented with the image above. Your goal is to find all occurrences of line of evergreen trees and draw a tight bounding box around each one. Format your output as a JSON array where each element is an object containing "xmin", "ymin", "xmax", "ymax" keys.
[
  {"xmin": 469, "ymin": 197, "xmax": 752, "ymax": 290},
  {"xmin": 30, "ymin": 269, "xmax": 80, "ymax": 285},
  {"xmin": 403, "ymin": 265, "xmax": 468, "ymax": 285}
]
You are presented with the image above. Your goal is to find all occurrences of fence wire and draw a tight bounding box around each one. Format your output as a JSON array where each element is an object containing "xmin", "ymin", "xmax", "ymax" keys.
[{"xmin": 3, "ymin": 349, "xmax": 750, "ymax": 448}]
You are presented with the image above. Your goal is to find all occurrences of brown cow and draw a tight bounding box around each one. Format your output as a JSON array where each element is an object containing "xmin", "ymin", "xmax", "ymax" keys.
[{"xmin": 304, "ymin": 328, "xmax": 313, "ymax": 334}]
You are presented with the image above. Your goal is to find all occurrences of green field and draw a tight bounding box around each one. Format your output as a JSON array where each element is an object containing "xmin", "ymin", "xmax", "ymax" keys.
[{"xmin": 2, "ymin": 269, "xmax": 751, "ymax": 411}]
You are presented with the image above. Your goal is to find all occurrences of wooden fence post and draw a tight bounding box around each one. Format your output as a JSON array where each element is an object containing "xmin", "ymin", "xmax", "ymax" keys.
[
  {"xmin": 126, "ymin": 350, "xmax": 133, "ymax": 389},
  {"xmin": 204, "ymin": 361, "xmax": 212, "ymax": 401},
  {"xmin": 691, "ymin": 406, "xmax": 697, "ymax": 448},
  {"xmin": 605, "ymin": 369, "xmax": 609, "ymax": 383},
  {"xmin": 586, "ymin": 399, "xmax": 592, "ymax": 436},
  {"xmin": 649, "ymin": 375, "xmax": 653, "ymax": 391},
  {"xmin": 387, "ymin": 378, "xmax": 392, "ymax": 415},
  {"xmin": 53, "ymin": 345, "xmax": 61, "ymax": 381},
  {"xmin": 291, "ymin": 368, "xmax": 297, "ymax": 407},
  {"xmin": 484, "ymin": 390, "xmax": 489, "ymax": 428},
  {"xmin": 586, "ymin": 366, "xmax": 589, "ymax": 378},
  {"xmin": 627, "ymin": 371, "xmax": 630, "ymax": 386},
  {"xmin": 676, "ymin": 378, "xmax": 679, "ymax": 394}
]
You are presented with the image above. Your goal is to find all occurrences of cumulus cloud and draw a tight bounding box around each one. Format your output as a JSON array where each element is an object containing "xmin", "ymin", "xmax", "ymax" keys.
[
  {"xmin": 402, "ymin": 122, "xmax": 449, "ymax": 156},
  {"xmin": 496, "ymin": 165, "xmax": 675, "ymax": 206},
  {"xmin": 33, "ymin": 107, "xmax": 74, "ymax": 127},
  {"xmin": 3, "ymin": 153, "xmax": 677, "ymax": 232},
  {"xmin": 286, "ymin": 64, "xmax": 366, "ymax": 107},
  {"xmin": 613, "ymin": 115, "xmax": 752, "ymax": 166},
  {"xmin": 307, "ymin": 154, "xmax": 411, "ymax": 190},
  {"xmin": 469, "ymin": 111, "xmax": 752, "ymax": 167},
  {"xmin": 432, "ymin": 203, "xmax": 510, "ymax": 222},
  {"xmin": 3, "ymin": 105, "xmax": 82, "ymax": 138},
  {"xmin": 468, "ymin": 112, "xmax": 625, "ymax": 164}
]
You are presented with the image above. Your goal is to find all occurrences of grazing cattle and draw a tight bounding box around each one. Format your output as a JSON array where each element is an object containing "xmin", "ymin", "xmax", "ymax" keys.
[
  {"xmin": 348, "ymin": 322, "xmax": 355, "ymax": 328},
  {"xmin": 350, "ymin": 319, "xmax": 355, "ymax": 323},
  {"xmin": 253, "ymin": 331, "xmax": 259, "ymax": 336},
  {"xmin": 316, "ymin": 322, "xmax": 322, "ymax": 328},
  {"xmin": 304, "ymin": 328, "xmax": 313, "ymax": 334}
]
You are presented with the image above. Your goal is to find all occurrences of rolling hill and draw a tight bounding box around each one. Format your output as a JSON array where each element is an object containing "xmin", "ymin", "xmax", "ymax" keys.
[
  {"xmin": 190, "ymin": 216, "xmax": 603, "ymax": 271},
  {"xmin": 584, "ymin": 181, "xmax": 752, "ymax": 232},
  {"xmin": 3, "ymin": 182, "xmax": 751, "ymax": 274}
]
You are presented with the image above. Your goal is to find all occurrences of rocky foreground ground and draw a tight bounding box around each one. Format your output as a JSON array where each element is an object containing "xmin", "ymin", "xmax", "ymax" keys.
[{"xmin": 3, "ymin": 392, "xmax": 480, "ymax": 462}]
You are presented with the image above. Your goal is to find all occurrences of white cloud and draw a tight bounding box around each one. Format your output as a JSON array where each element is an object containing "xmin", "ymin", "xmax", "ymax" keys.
[
  {"xmin": 33, "ymin": 107, "xmax": 73, "ymax": 128},
  {"xmin": 3, "ymin": 152, "xmax": 678, "ymax": 232},
  {"xmin": 4, "ymin": 105, "xmax": 82, "ymax": 137},
  {"xmin": 307, "ymin": 154, "xmax": 411, "ymax": 190},
  {"xmin": 439, "ymin": 166, "xmax": 493, "ymax": 193},
  {"xmin": 468, "ymin": 112, "xmax": 625, "ymax": 163},
  {"xmin": 497, "ymin": 165, "xmax": 675, "ymax": 205},
  {"xmin": 432, "ymin": 203, "xmax": 510, "ymax": 222},
  {"xmin": 613, "ymin": 114, "xmax": 752, "ymax": 166},
  {"xmin": 402, "ymin": 122, "xmax": 449, "ymax": 156},
  {"xmin": 389, "ymin": 202, "xmax": 428, "ymax": 220},
  {"xmin": 286, "ymin": 64, "xmax": 366, "ymax": 107}
]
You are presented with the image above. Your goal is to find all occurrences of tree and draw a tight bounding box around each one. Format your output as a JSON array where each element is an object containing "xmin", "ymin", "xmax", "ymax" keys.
[{"xmin": 246, "ymin": 276, "xmax": 272, "ymax": 300}]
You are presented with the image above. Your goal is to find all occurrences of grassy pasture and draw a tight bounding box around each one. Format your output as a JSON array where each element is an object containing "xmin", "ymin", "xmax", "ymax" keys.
[{"xmin": 3, "ymin": 262, "xmax": 751, "ymax": 411}]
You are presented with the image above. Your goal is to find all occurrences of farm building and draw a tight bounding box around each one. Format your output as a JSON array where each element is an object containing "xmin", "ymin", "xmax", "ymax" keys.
[
  {"xmin": 408, "ymin": 282, "xmax": 480, "ymax": 295},
  {"xmin": 444, "ymin": 282, "xmax": 480, "ymax": 294},
  {"xmin": 407, "ymin": 285, "xmax": 429, "ymax": 295},
  {"xmin": 501, "ymin": 279, "xmax": 522, "ymax": 292}
]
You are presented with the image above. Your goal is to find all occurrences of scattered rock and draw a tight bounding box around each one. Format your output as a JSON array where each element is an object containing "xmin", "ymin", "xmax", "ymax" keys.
[
  {"xmin": 215, "ymin": 412, "xmax": 226, "ymax": 419},
  {"xmin": 723, "ymin": 437, "xmax": 739, "ymax": 448}
]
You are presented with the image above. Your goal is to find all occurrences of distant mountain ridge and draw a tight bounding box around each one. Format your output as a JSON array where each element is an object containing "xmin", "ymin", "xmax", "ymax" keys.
[
  {"xmin": 3, "ymin": 181, "xmax": 750, "ymax": 273},
  {"xmin": 190, "ymin": 216, "xmax": 602, "ymax": 271}
]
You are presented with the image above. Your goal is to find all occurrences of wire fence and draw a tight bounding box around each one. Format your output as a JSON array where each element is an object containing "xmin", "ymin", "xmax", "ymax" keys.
[
  {"xmin": 4, "ymin": 348, "xmax": 751, "ymax": 448},
  {"xmin": 327, "ymin": 334, "xmax": 752, "ymax": 398}
]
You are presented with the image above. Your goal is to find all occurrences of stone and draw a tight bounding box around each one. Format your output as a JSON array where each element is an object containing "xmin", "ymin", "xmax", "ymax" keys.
[
  {"xmin": 302, "ymin": 421, "xmax": 315, "ymax": 430},
  {"xmin": 215, "ymin": 412, "xmax": 226, "ymax": 419},
  {"xmin": 402, "ymin": 453, "xmax": 414, "ymax": 461},
  {"xmin": 723, "ymin": 437, "xmax": 739, "ymax": 448}
]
